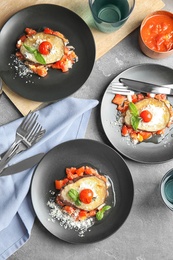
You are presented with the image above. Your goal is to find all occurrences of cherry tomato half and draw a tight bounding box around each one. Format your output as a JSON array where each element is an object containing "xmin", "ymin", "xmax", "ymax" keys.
[
  {"xmin": 79, "ymin": 189, "xmax": 94, "ymax": 204},
  {"xmin": 39, "ymin": 41, "xmax": 52, "ymax": 55},
  {"xmin": 140, "ymin": 110, "xmax": 152, "ymax": 122}
]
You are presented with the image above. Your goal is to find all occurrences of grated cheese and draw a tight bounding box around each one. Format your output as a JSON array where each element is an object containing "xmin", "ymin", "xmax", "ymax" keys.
[
  {"xmin": 47, "ymin": 199, "xmax": 95, "ymax": 237},
  {"xmin": 9, "ymin": 54, "xmax": 35, "ymax": 83}
]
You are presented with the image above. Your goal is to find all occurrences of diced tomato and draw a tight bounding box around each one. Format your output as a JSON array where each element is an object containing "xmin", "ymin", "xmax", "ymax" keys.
[
  {"xmin": 88, "ymin": 210, "xmax": 97, "ymax": 217},
  {"xmin": 25, "ymin": 27, "xmax": 36, "ymax": 36},
  {"xmin": 126, "ymin": 126, "xmax": 133, "ymax": 134},
  {"xmin": 28, "ymin": 64, "xmax": 48, "ymax": 77},
  {"xmin": 67, "ymin": 172, "xmax": 78, "ymax": 180},
  {"xmin": 51, "ymin": 57, "xmax": 69, "ymax": 73},
  {"xmin": 55, "ymin": 178, "xmax": 68, "ymax": 190},
  {"xmin": 63, "ymin": 206, "xmax": 75, "ymax": 215},
  {"xmin": 117, "ymin": 101, "xmax": 129, "ymax": 113},
  {"xmin": 121, "ymin": 125, "xmax": 129, "ymax": 136},
  {"xmin": 76, "ymin": 210, "xmax": 88, "ymax": 221},
  {"xmin": 156, "ymin": 129, "xmax": 165, "ymax": 135},
  {"xmin": 65, "ymin": 167, "xmax": 78, "ymax": 179},
  {"xmin": 137, "ymin": 93, "xmax": 145, "ymax": 101},
  {"xmin": 139, "ymin": 131, "xmax": 152, "ymax": 140},
  {"xmin": 131, "ymin": 94, "xmax": 138, "ymax": 103},
  {"xmin": 146, "ymin": 93, "xmax": 156, "ymax": 98},
  {"xmin": 76, "ymin": 166, "xmax": 85, "ymax": 176},
  {"xmin": 112, "ymin": 94, "xmax": 127, "ymax": 106},
  {"xmin": 130, "ymin": 131, "xmax": 138, "ymax": 140},
  {"xmin": 66, "ymin": 167, "xmax": 77, "ymax": 175},
  {"xmin": 44, "ymin": 27, "xmax": 53, "ymax": 34},
  {"xmin": 85, "ymin": 166, "xmax": 98, "ymax": 175},
  {"xmin": 155, "ymin": 94, "xmax": 167, "ymax": 101}
]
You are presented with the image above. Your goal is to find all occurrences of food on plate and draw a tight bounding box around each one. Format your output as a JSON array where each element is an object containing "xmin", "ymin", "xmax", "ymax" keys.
[
  {"xmin": 20, "ymin": 32, "xmax": 64, "ymax": 64},
  {"xmin": 124, "ymin": 98, "xmax": 170, "ymax": 132},
  {"xmin": 112, "ymin": 92, "xmax": 173, "ymax": 144},
  {"xmin": 59, "ymin": 176, "xmax": 107, "ymax": 211},
  {"xmin": 16, "ymin": 27, "xmax": 78, "ymax": 77},
  {"xmin": 54, "ymin": 165, "xmax": 111, "ymax": 222},
  {"xmin": 141, "ymin": 13, "xmax": 173, "ymax": 52}
]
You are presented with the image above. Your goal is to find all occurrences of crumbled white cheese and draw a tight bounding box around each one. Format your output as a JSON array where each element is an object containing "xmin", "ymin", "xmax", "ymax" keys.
[{"xmin": 47, "ymin": 200, "xmax": 95, "ymax": 237}]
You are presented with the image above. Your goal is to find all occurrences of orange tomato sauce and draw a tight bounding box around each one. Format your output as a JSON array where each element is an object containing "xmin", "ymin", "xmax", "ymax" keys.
[{"xmin": 141, "ymin": 14, "xmax": 173, "ymax": 52}]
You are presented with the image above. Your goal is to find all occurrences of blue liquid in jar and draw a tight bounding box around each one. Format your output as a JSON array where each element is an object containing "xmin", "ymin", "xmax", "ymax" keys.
[
  {"xmin": 98, "ymin": 4, "xmax": 121, "ymax": 23},
  {"xmin": 93, "ymin": 0, "xmax": 129, "ymax": 23},
  {"xmin": 164, "ymin": 178, "xmax": 173, "ymax": 203}
]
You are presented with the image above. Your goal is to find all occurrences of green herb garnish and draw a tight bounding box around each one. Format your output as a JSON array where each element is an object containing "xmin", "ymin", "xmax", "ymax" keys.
[
  {"xmin": 23, "ymin": 44, "xmax": 46, "ymax": 64},
  {"xmin": 129, "ymin": 102, "xmax": 141, "ymax": 130},
  {"xmin": 68, "ymin": 189, "xmax": 81, "ymax": 206},
  {"xmin": 96, "ymin": 205, "xmax": 111, "ymax": 221}
]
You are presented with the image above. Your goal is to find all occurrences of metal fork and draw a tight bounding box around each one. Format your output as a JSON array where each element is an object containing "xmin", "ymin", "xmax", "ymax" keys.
[
  {"xmin": 0, "ymin": 111, "xmax": 39, "ymax": 161},
  {"xmin": 0, "ymin": 113, "xmax": 45, "ymax": 173},
  {"xmin": 108, "ymin": 82, "xmax": 135, "ymax": 95},
  {"xmin": 108, "ymin": 82, "xmax": 172, "ymax": 95}
]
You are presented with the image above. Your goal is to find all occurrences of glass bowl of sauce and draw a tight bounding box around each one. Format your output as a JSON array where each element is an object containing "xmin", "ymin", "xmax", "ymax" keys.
[{"xmin": 139, "ymin": 10, "xmax": 173, "ymax": 59}]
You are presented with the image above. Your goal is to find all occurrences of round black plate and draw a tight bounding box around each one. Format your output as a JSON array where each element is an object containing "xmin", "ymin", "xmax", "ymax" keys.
[
  {"xmin": 101, "ymin": 64, "xmax": 173, "ymax": 163},
  {"xmin": 0, "ymin": 4, "xmax": 95, "ymax": 102},
  {"xmin": 31, "ymin": 139, "xmax": 134, "ymax": 243}
]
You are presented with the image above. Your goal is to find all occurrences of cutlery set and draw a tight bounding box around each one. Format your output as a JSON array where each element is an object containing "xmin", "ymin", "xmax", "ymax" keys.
[
  {"xmin": 109, "ymin": 78, "xmax": 173, "ymax": 96},
  {"xmin": 0, "ymin": 111, "xmax": 46, "ymax": 176}
]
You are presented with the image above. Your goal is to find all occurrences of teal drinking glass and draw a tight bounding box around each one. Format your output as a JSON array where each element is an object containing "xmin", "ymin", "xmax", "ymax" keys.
[
  {"xmin": 89, "ymin": 0, "xmax": 135, "ymax": 33},
  {"xmin": 161, "ymin": 169, "xmax": 173, "ymax": 211}
]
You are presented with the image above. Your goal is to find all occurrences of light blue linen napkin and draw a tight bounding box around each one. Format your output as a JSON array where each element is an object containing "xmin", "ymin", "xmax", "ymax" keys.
[{"xmin": 0, "ymin": 97, "xmax": 98, "ymax": 260}]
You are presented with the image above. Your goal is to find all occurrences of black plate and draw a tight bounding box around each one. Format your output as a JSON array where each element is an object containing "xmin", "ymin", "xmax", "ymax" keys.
[
  {"xmin": 101, "ymin": 64, "xmax": 173, "ymax": 163},
  {"xmin": 0, "ymin": 4, "xmax": 95, "ymax": 102},
  {"xmin": 31, "ymin": 139, "xmax": 134, "ymax": 243}
]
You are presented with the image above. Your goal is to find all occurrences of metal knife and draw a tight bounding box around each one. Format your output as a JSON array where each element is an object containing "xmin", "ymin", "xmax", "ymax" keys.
[
  {"xmin": 0, "ymin": 153, "xmax": 45, "ymax": 177},
  {"xmin": 119, "ymin": 78, "xmax": 173, "ymax": 95}
]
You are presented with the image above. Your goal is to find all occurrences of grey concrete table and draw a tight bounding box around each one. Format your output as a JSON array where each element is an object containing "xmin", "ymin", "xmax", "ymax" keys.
[{"xmin": 0, "ymin": 0, "xmax": 172, "ymax": 259}]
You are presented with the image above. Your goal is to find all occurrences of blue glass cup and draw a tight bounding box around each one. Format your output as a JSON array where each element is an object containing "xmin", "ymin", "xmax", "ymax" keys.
[
  {"xmin": 89, "ymin": 0, "xmax": 135, "ymax": 33},
  {"xmin": 161, "ymin": 169, "xmax": 173, "ymax": 210}
]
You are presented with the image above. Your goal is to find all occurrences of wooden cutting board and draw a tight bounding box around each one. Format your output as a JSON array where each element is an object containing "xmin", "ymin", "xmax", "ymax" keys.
[{"xmin": 1, "ymin": 0, "xmax": 165, "ymax": 115}]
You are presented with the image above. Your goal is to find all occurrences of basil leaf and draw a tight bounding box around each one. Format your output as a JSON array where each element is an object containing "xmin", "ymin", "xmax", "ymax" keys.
[
  {"xmin": 75, "ymin": 198, "xmax": 81, "ymax": 206},
  {"xmin": 33, "ymin": 50, "xmax": 46, "ymax": 65},
  {"xmin": 68, "ymin": 189, "xmax": 79, "ymax": 202},
  {"xmin": 96, "ymin": 210, "xmax": 104, "ymax": 221},
  {"xmin": 128, "ymin": 102, "xmax": 141, "ymax": 130},
  {"xmin": 129, "ymin": 102, "xmax": 139, "ymax": 117},
  {"xmin": 23, "ymin": 44, "xmax": 46, "ymax": 64},
  {"xmin": 131, "ymin": 115, "xmax": 140, "ymax": 131},
  {"xmin": 96, "ymin": 205, "xmax": 111, "ymax": 221},
  {"xmin": 102, "ymin": 205, "xmax": 111, "ymax": 211},
  {"xmin": 23, "ymin": 44, "xmax": 36, "ymax": 53},
  {"xmin": 68, "ymin": 189, "xmax": 81, "ymax": 206}
]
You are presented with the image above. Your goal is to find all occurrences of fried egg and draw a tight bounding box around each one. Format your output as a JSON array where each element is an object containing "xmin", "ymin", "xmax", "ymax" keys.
[
  {"xmin": 59, "ymin": 176, "xmax": 107, "ymax": 211},
  {"xmin": 20, "ymin": 32, "xmax": 64, "ymax": 64},
  {"xmin": 125, "ymin": 98, "xmax": 170, "ymax": 132}
]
